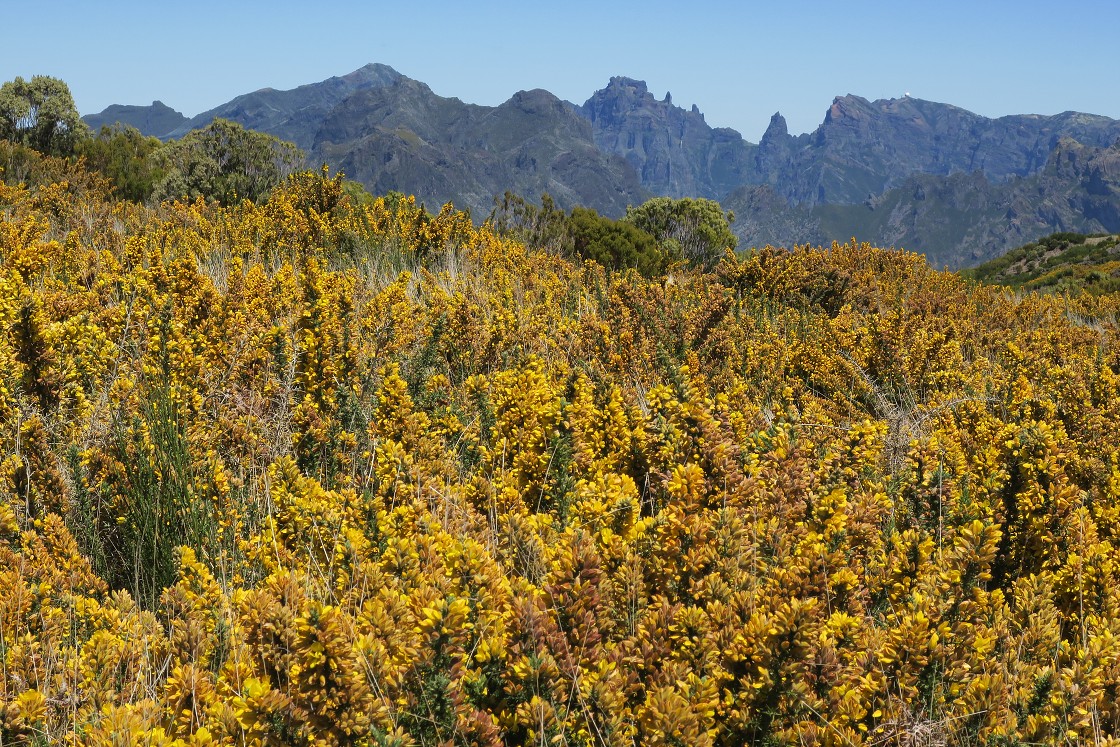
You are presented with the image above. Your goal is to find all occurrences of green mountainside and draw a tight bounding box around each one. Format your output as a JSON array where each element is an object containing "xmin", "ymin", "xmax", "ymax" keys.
[
  {"xmin": 965, "ymin": 231, "xmax": 1120, "ymax": 293},
  {"xmin": 313, "ymin": 79, "xmax": 648, "ymax": 217}
]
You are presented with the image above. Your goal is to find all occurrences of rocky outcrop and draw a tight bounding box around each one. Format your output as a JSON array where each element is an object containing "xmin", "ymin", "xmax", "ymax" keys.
[
  {"xmin": 580, "ymin": 76, "xmax": 755, "ymax": 200},
  {"xmin": 754, "ymin": 113, "xmax": 806, "ymax": 188}
]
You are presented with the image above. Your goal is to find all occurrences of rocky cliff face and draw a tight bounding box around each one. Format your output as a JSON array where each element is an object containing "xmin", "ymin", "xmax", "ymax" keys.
[
  {"xmin": 580, "ymin": 77, "xmax": 755, "ymax": 200},
  {"xmin": 757, "ymin": 94, "xmax": 1120, "ymax": 205},
  {"xmin": 1031, "ymin": 137, "xmax": 1120, "ymax": 231},
  {"xmin": 753, "ymin": 113, "xmax": 801, "ymax": 187}
]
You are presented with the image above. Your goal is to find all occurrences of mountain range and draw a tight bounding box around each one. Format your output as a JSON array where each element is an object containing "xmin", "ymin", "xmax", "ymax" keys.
[{"xmin": 84, "ymin": 63, "xmax": 1120, "ymax": 268}]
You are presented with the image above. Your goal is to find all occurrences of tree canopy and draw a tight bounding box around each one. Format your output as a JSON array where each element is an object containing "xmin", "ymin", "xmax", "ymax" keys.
[
  {"xmin": 76, "ymin": 125, "xmax": 166, "ymax": 203},
  {"xmin": 0, "ymin": 75, "xmax": 87, "ymax": 156},
  {"xmin": 624, "ymin": 196, "xmax": 737, "ymax": 270},
  {"xmin": 153, "ymin": 118, "xmax": 304, "ymax": 205},
  {"xmin": 490, "ymin": 193, "xmax": 669, "ymax": 276},
  {"xmin": 568, "ymin": 206, "xmax": 666, "ymax": 276}
]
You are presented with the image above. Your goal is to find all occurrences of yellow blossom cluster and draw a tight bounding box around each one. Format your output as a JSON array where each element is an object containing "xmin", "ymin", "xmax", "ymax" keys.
[{"xmin": 2, "ymin": 162, "xmax": 1120, "ymax": 745}]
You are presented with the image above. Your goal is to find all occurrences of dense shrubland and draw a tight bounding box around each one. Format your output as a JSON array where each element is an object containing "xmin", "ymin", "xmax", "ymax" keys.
[
  {"xmin": 2, "ymin": 140, "xmax": 1120, "ymax": 747},
  {"xmin": 967, "ymin": 231, "xmax": 1120, "ymax": 295},
  {"xmin": 489, "ymin": 192, "xmax": 736, "ymax": 275}
]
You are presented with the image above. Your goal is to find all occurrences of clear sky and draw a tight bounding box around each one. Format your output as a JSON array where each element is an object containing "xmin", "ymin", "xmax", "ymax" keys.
[{"xmin": 4, "ymin": 0, "xmax": 1118, "ymax": 140}]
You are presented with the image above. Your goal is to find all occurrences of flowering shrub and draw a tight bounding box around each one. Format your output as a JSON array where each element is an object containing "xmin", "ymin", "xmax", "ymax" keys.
[{"xmin": 3, "ymin": 164, "xmax": 1120, "ymax": 745}]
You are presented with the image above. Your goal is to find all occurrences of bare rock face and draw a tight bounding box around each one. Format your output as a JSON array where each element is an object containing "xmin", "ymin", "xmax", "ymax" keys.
[
  {"xmin": 1044, "ymin": 138, "xmax": 1120, "ymax": 228},
  {"xmin": 580, "ymin": 76, "xmax": 755, "ymax": 200},
  {"xmin": 754, "ymin": 113, "xmax": 797, "ymax": 187},
  {"xmin": 782, "ymin": 95, "xmax": 1120, "ymax": 206}
]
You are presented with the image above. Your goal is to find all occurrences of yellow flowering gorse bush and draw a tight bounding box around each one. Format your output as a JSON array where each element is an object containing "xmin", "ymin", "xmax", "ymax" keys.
[{"xmin": 2, "ymin": 160, "xmax": 1120, "ymax": 745}]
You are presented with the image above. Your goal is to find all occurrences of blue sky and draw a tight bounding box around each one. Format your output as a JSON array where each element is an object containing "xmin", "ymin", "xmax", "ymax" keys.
[{"xmin": 4, "ymin": 0, "xmax": 1118, "ymax": 139}]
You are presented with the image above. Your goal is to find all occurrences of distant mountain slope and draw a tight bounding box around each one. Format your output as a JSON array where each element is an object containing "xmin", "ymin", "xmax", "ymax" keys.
[
  {"xmin": 79, "ymin": 64, "xmax": 402, "ymax": 148},
  {"xmin": 165, "ymin": 63, "xmax": 404, "ymax": 150},
  {"xmin": 726, "ymin": 139, "xmax": 1120, "ymax": 268},
  {"xmin": 83, "ymin": 64, "xmax": 1120, "ymax": 265},
  {"xmin": 84, "ymin": 65, "xmax": 647, "ymax": 217},
  {"xmin": 82, "ymin": 101, "xmax": 188, "ymax": 139},
  {"xmin": 314, "ymin": 80, "xmax": 647, "ymax": 216}
]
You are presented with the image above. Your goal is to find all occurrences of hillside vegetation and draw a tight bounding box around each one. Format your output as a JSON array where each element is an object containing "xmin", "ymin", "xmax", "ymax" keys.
[
  {"xmin": 3, "ymin": 148, "xmax": 1120, "ymax": 747},
  {"xmin": 967, "ymin": 231, "xmax": 1120, "ymax": 293}
]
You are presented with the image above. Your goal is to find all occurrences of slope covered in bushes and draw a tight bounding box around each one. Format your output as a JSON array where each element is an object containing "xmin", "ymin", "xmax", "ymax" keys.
[
  {"xmin": 967, "ymin": 231, "xmax": 1120, "ymax": 294},
  {"xmin": 2, "ymin": 161, "xmax": 1120, "ymax": 746}
]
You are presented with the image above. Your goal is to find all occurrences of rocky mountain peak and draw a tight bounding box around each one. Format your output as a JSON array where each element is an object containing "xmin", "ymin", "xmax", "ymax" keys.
[
  {"xmin": 343, "ymin": 63, "xmax": 405, "ymax": 88},
  {"xmin": 506, "ymin": 88, "xmax": 565, "ymax": 114},
  {"xmin": 824, "ymin": 94, "xmax": 874, "ymax": 125},
  {"xmin": 754, "ymin": 113, "xmax": 794, "ymax": 187},
  {"xmin": 82, "ymin": 100, "xmax": 189, "ymax": 139},
  {"xmin": 580, "ymin": 75, "xmax": 753, "ymax": 199},
  {"xmin": 607, "ymin": 76, "xmax": 649, "ymax": 95},
  {"xmin": 761, "ymin": 112, "xmax": 788, "ymax": 142}
]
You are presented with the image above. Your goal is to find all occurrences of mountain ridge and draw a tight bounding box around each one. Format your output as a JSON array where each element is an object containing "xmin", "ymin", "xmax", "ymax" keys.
[
  {"xmin": 83, "ymin": 100, "xmax": 189, "ymax": 139},
  {"xmin": 82, "ymin": 64, "xmax": 1120, "ymax": 267}
]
